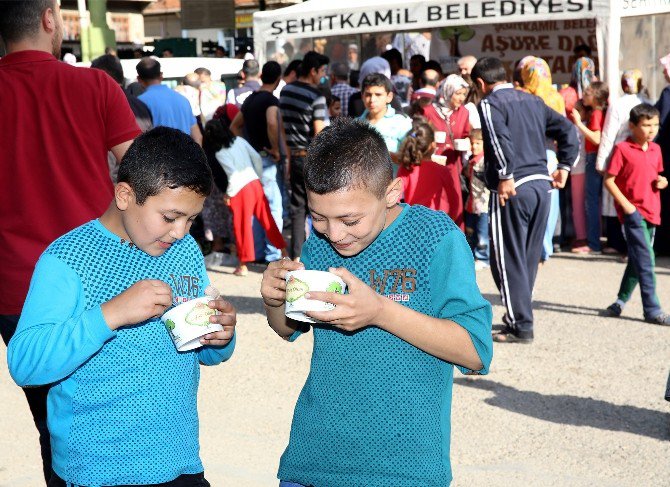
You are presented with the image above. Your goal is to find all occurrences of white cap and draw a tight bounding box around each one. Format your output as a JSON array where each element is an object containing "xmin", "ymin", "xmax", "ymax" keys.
[{"xmin": 63, "ymin": 53, "xmax": 76, "ymax": 65}]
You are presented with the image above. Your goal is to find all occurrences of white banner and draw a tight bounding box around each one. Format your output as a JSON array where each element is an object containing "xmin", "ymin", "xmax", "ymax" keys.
[
  {"xmin": 619, "ymin": 0, "xmax": 670, "ymax": 17},
  {"xmin": 429, "ymin": 19, "xmax": 598, "ymax": 85},
  {"xmin": 255, "ymin": 0, "xmax": 610, "ymax": 41}
]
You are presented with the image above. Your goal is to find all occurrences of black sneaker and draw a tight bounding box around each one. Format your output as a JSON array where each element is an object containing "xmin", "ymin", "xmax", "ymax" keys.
[
  {"xmin": 645, "ymin": 313, "xmax": 670, "ymax": 326},
  {"xmin": 602, "ymin": 302, "xmax": 622, "ymax": 317}
]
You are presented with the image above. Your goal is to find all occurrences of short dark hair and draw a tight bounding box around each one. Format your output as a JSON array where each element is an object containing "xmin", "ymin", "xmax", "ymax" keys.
[
  {"xmin": 331, "ymin": 62, "xmax": 349, "ymax": 80},
  {"xmin": 243, "ymin": 59, "xmax": 260, "ymax": 77},
  {"xmin": 0, "ymin": 0, "xmax": 53, "ymax": 43},
  {"xmin": 424, "ymin": 60, "xmax": 443, "ymax": 75},
  {"xmin": 136, "ymin": 57, "xmax": 161, "ymax": 80},
  {"xmin": 471, "ymin": 57, "xmax": 507, "ymax": 85},
  {"xmin": 284, "ymin": 59, "xmax": 301, "ymax": 77},
  {"xmin": 573, "ymin": 43, "xmax": 592, "ymax": 56},
  {"xmin": 260, "ymin": 60, "xmax": 281, "ymax": 84},
  {"xmin": 629, "ymin": 103, "xmax": 660, "ymax": 125},
  {"xmin": 91, "ymin": 54, "xmax": 124, "ymax": 85},
  {"xmin": 194, "ymin": 67, "xmax": 211, "ymax": 77},
  {"xmin": 297, "ymin": 51, "xmax": 329, "ymax": 78},
  {"xmin": 361, "ymin": 72, "xmax": 393, "ymax": 94},
  {"xmin": 117, "ymin": 127, "xmax": 212, "ymax": 205},
  {"xmin": 381, "ymin": 48, "xmax": 403, "ymax": 68},
  {"xmin": 162, "ymin": 48, "xmax": 173, "ymax": 55},
  {"xmin": 410, "ymin": 54, "xmax": 426, "ymax": 65},
  {"xmin": 305, "ymin": 118, "xmax": 392, "ymax": 199}
]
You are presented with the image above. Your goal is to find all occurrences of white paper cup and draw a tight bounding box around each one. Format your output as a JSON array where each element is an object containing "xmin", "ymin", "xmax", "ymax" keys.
[
  {"xmin": 454, "ymin": 138, "xmax": 471, "ymax": 151},
  {"xmin": 161, "ymin": 297, "xmax": 223, "ymax": 351},
  {"xmin": 431, "ymin": 153, "xmax": 447, "ymax": 165},
  {"xmin": 285, "ymin": 270, "xmax": 346, "ymax": 323},
  {"xmin": 434, "ymin": 131, "xmax": 447, "ymax": 144}
]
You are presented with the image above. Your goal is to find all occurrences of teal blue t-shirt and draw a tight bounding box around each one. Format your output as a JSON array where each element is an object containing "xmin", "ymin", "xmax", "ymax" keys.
[
  {"xmin": 278, "ymin": 204, "xmax": 493, "ymax": 486},
  {"xmin": 8, "ymin": 220, "xmax": 235, "ymax": 486}
]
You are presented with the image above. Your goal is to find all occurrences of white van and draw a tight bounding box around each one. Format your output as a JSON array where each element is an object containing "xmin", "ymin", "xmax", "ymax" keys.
[{"xmin": 119, "ymin": 57, "xmax": 244, "ymax": 89}]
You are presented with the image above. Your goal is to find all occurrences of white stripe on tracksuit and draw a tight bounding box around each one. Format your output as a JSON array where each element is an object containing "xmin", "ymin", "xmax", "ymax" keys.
[
  {"xmin": 481, "ymin": 99, "xmax": 509, "ymax": 178},
  {"xmin": 491, "ymin": 197, "xmax": 516, "ymax": 325}
]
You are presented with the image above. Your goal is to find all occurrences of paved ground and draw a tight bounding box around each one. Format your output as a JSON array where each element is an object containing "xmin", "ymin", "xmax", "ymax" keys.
[{"xmin": 1, "ymin": 252, "xmax": 668, "ymax": 487}]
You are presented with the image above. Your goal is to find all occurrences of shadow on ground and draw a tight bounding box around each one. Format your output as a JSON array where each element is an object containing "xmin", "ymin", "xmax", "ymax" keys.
[
  {"xmin": 224, "ymin": 295, "xmax": 266, "ymax": 316},
  {"xmin": 455, "ymin": 378, "xmax": 670, "ymax": 441}
]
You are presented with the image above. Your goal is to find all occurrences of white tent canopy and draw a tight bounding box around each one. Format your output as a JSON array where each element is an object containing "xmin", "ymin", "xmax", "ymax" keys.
[{"xmin": 254, "ymin": 0, "xmax": 623, "ymax": 99}]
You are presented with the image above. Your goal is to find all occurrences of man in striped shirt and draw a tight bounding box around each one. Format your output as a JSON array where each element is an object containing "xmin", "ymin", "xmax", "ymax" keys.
[{"xmin": 279, "ymin": 51, "xmax": 329, "ymax": 259}]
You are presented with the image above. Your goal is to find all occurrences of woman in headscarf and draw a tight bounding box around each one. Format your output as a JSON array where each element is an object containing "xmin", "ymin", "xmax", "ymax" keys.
[
  {"xmin": 422, "ymin": 73, "xmax": 471, "ymax": 228},
  {"xmin": 560, "ymin": 56, "xmax": 596, "ymax": 116},
  {"xmin": 518, "ymin": 56, "xmax": 566, "ymax": 262},
  {"xmin": 519, "ymin": 56, "xmax": 566, "ymax": 115},
  {"xmin": 596, "ymin": 69, "xmax": 651, "ymax": 254}
]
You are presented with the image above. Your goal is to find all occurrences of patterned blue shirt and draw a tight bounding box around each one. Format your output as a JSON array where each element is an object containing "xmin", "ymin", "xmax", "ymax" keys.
[
  {"xmin": 8, "ymin": 220, "xmax": 235, "ymax": 485},
  {"xmin": 278, "ymin": 204, "xmax": 493, "ymax": 486}
]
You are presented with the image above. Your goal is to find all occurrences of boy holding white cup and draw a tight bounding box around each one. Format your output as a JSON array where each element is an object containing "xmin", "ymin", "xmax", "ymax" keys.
[
  {"xmin": 8, "ymin": 128, "xmax": 236, "ymax": 487},
  {"xmin": 261, "ymin": 118, "xmax": 493, "ymax": 487}
]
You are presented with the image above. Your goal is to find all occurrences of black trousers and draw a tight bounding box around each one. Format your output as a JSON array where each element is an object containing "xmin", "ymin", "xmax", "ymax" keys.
[
  {"xmin": 289, "ymin": 155, "xmax": 308, "ymax": 259},
  {"xmin": 48, "ymin": 472, "xmax": 210, "ymax": 487},
  {"xmin": 1, "ymin": 314, "xmax": 52, "ymax": 484},
  {"xmin": 489, "ymin": 179, "xmax": 551, "ymax": 338}
]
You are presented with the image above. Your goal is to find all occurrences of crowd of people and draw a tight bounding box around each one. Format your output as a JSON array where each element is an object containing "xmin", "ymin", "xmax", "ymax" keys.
[{"xmin": 1, "ymin": 1, "xmax": 669, "ymax": 486}]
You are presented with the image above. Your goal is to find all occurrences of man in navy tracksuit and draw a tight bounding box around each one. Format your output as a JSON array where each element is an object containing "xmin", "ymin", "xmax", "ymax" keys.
[{"xmin": 471, "ymin": 57, "xmax": 579, "ymax": 343}]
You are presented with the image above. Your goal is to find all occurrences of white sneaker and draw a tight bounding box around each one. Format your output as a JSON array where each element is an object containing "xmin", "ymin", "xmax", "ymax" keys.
[{"xmin": 474, "ymin": 260, "xmax": 490, "ymax": 271}]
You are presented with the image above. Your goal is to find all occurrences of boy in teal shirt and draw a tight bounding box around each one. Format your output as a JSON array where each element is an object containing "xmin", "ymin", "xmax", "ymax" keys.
[
  {"xmin": 359, "ymin": 72, "xmax": 413, "ymax": 166},
  {"xmin": 261, "ymin": 118, "xmax": 493, "ymax": 486},
  {"xmin": 8, "ymin": 127, "xmax": 237, "ymax": 486}
]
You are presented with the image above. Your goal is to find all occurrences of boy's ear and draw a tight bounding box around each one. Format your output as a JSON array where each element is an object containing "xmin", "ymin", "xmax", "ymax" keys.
[
  {"xmin": 386, "ymin": 91, "xmax": 394, "ymax": 104},
  {"xmin": 114, "ymin": 182, "xmax": 135, "ymax": 211},
  {"xmin": 385, "ymin": 177, "xmax": 403, "ymax": 207},
  {"xmin": 475, "ymin": 77, "xmax": 487, "ymax": 94}
]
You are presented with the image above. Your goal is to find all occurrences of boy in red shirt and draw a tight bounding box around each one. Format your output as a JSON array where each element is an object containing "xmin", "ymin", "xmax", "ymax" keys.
[{"xmin": 603, "ymin": 104, "xmax": 669, "ymax": 325}]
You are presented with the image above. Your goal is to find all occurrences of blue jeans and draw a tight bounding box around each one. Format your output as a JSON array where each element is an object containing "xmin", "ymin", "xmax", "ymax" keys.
[
  {"xmin": 585, "ymin": 152, "xmax": 602, "ymax": 251},
  {"xmin": 253, "ymin": 156, "xmax": 284, "ymax": 262},
  {"xmin": 465, "ymin": 211, "xmax": 489, "ymax": 263},
  {"xmin": 542, "ymin": 188, "xmax": 560, "ymax": 261},
  {"xmin": 620, "ymin": 211, "xmax": 662, "ymax": 319}
]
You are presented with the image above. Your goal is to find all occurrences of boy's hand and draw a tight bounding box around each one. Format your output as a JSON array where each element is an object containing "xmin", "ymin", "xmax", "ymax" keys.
[
  {"xmin": 551, "ymin": 168, "xmax": 569, "ymax": 189},
  {"xmin": 261, "ymin": 258, "xmax": 304, "ymax": 308},
  {"xmin": 102, "ymin": 280, "xmax": 173, "ymax": 330},
  {"xmin": 200, "ymin": 299, "xmax": 237, "ymax": 346},
  {"xmin": 623, "ymin": 202, "xmax": 637, "ymax": 215},
  {"xmin": 654, "ymin": 175, "xmax": 668, "ymax": 190},
  {"xmin": 305, "ymin": 267, "xmax": 383, "ymax": 333}
]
